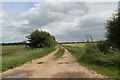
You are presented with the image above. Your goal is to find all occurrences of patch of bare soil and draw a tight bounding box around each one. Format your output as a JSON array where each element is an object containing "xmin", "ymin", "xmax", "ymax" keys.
[{"xmin": 1, "ymin": 48, "xmax": 106, "ymax": 78}]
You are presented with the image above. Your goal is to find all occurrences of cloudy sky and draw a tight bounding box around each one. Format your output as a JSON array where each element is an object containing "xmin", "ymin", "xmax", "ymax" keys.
[{"xmin": 1, "ymin": 1, "xmax": 118, "ymax": 43}]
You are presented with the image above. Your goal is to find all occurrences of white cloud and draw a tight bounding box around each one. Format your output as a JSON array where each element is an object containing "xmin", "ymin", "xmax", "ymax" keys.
[
  {"xmin": 46, "ymin": 0, "xmax": 119, "ymax": 2},
  {"xmin": 0, "ymin": 11, "xmax": 6, "ymax": 25},
  {"xmin": 2, "ymin": 2, "xmax": 117, "ymax": 42},
  {"xmin": 11, "ymin": 20, "xmax": 28, "ymax": 28},
  {"xmin": 18, "ymin": 2, "xmax": 88, "ymax": 28},
  {"xmin": 41, "ymin": 18, "xmax": 80, "ymax": 35},
  {"xmin": 1, "ymin": 0, "xmax": 119, "ymax": 2}
]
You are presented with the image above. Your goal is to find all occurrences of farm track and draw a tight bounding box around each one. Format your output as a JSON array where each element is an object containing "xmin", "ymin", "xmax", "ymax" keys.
[{"xmin": 2, "ymin": 48, "xmax": 106, "ymax": 78}]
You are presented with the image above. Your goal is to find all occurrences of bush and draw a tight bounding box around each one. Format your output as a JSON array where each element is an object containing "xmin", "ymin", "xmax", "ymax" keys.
[
  {"xmin": 26, "ymin": 29, "xmax": 57, "ymax": 48},
  {"xmin": 81, "ymin": 44, "xmax": 118, "ymax": 67},
  {"xmin": 81, "ymin": 44, "xmax": 103, "ymax": 64},
  {"xmin": 97, "ymin": 41, "xmax": 110, "ymax": 53}
]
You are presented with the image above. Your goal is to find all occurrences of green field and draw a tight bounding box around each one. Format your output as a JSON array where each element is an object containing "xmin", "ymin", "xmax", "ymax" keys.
[
  {"xmin": 2, "ymin": 45, "xmax": 27, "ymax": 56},
  {"xmin": 63, "ymin": 43, "xmax": 119, "ymax": 78},
  {"xmin": 1, "ymin": 45, "xmax": 55, "ymax": 72}
]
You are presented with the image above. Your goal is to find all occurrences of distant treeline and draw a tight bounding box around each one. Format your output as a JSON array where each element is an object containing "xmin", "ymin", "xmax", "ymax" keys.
[
  {"xmin": 59, "ymin": 41, "xmax": 97, "ymax": 44},
  {"xmin": 1, "ymin": 41, "xmax": 97, "ymax": 46},
  {"xmin": 1, "ymin": 42, "xmax": 26, "ymax": 46}
]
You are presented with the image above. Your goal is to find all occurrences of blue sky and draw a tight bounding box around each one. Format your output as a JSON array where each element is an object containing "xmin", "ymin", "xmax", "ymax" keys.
[
  {"xmin": 2, "ymin": 2, "xmax": 35, "ymax": 16},
  {"xmin": 1, "ymin": 2, "xmax": 118, "ymax": 43}
]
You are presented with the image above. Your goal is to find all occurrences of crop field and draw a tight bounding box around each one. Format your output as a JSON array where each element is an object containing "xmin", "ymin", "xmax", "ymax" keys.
[
  {"xmin": 63, "ymin": 43, "xmax": 86, "ymax": 47},
  {"xmin": 63, "ymin": 43, "xmax": 96, "ymax": 47},
  {"xmin": 1, "ymin": 45, "xmax": 55, "ymax": 72}
]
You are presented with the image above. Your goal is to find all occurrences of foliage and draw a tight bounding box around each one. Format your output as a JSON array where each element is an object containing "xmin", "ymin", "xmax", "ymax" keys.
[
  {"xmin": 1, "ymin": 42, "xmax": 26, "ymax": 46},
  {"xmin": 97, "ymin": 41, "xmax": 110, "ymax": 53},
  {"xmin": 106, "ymin": 8, "xmax": 120, "ymax": 49},
  {"xmin": 81, "ymin": 44, "xmax": 102, "ymax": 64},
  {"xmin": 82, "ymin": 44, "xmax": 118, "ymax": 67},
  {"xmin": 26, "ymin": 29, "xmax": 57, "ymax": 48}
]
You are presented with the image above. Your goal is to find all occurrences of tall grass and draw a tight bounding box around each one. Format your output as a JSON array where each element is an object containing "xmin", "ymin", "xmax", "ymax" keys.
[
  {"xmin": 2, "ymin": 45, "xmax": 55, "ymax": 72},
  {"xmin": 63, "ymin": 44, "xmax": 119, "ymax": 78},
  {"xmin": 2, "ymin": 45, "xmax": 27, "ymax": 56},
  {"xmin": 64, "ymin": 46, "xmax": 85, "ymax": 61}
]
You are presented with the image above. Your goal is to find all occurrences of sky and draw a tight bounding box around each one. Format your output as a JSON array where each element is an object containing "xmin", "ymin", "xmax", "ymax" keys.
[{"xmin": 1, "ymin": 1, "xmax": 118, "ymax": 43}]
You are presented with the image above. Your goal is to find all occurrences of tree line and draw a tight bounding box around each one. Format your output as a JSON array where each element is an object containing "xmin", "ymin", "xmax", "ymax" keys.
[{"xmin": 1, "ymin": 42, "xmax": 25, "ymax": 46}]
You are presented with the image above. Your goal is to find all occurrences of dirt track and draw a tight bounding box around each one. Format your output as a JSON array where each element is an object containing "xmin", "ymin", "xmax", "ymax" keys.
[{"xmin": 2, "ymin": 48, "xmax": 106, "ymax": 78}]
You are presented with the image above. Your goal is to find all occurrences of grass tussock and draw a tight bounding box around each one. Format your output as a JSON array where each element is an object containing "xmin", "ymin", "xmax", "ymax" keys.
[{"xmin": 2, "ymin": 45, "xmax": 55, "ymax": 72}]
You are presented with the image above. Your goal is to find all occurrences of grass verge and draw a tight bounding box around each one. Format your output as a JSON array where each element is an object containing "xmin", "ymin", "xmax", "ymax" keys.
[
  {"xmin": 80, "ymin": 62, "xmax": 119, "ymax": 78},
  {"xmin": 2, "ymin": 45, "xmax": 55, "ymax": 72},
  {"xmin": 63, "ymin": 45, "xmax": 119, "ymax": 78},
  {"xmin": 54, "ymin": 48, "xmax": 64, "ymax": 59}
]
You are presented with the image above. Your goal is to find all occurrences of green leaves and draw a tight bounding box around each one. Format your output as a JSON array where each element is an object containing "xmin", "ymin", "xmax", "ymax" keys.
[
  {"xmin": 106, "ymin": 7, "xmax": 120, "ymax": 49},
  {"xmin": 26, "ymin": 29, "xmax": 57, "ymax": 48}
]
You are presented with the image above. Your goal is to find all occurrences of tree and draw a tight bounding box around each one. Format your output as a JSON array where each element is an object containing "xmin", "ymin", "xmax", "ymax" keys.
[
  {"xmin": 26, "ymin": 29, "xmax": 57, "ymax": 48},
  {"xmin": 106, "ymin": 5, "xmax": 120, "ymax": 49},
  {"xmin": 84, "ymin": 33, "xmax": 93, "ymax": 43}
]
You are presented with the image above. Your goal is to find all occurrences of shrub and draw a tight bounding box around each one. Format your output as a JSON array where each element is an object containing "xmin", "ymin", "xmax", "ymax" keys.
[
  {"xmin": 97, "ymin": 41, "xmax": 110, "ymax": 53},
  {"xmin": 81, "ymin": 44, "xmax": 103, "ymax": 64}
]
